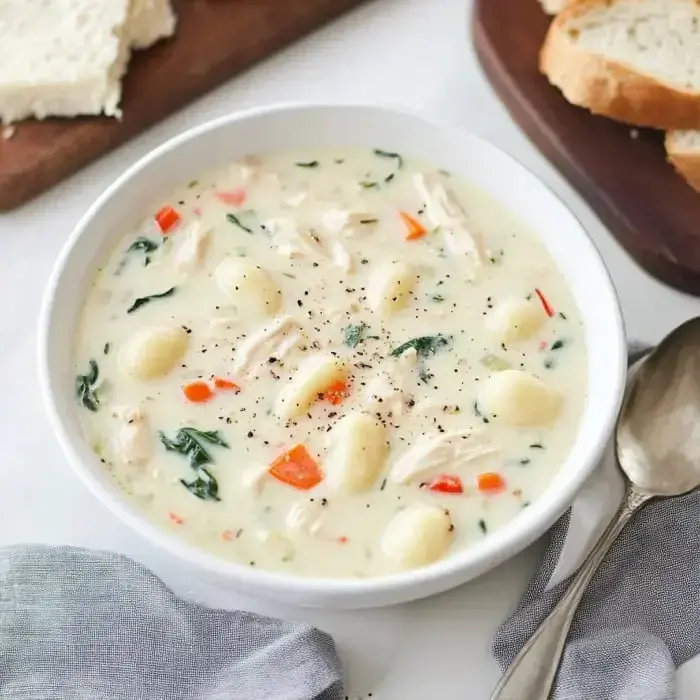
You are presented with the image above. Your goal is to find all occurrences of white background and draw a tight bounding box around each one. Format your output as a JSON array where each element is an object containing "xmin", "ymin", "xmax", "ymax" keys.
[{"xmin": 2, "ymin": 0, "xmax": 699, "ymax": 697}]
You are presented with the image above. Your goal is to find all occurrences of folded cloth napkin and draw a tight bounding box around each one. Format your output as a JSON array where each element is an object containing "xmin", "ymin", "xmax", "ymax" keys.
[
  {"xmin": 0, "ymin": 544, "xmax": 343, "ymax": 700},
  {"xmin": 493, "ymin": 344, "xmax": 700, "ymax": 700}
]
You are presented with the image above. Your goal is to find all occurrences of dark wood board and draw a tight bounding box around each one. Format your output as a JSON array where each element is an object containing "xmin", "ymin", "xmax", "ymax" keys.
[
  {"xmin": 0, "ymin": 0, "xmax": 368, "ymax": 211},
  {"xmin": 472, "ymin": 0, "xmax": 700, "ymax": 296}
]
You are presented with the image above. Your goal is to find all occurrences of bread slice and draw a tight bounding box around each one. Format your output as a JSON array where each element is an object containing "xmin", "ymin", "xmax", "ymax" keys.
[
  {"xmin": 540, "ymin": 0, "xmax": 700, "ymax": 130},
  {"xmin": 128, "ymin": 0, "xmax": 177, "ymax": 50},
  {"xmin": 666, "ymin": 131, "xmax": 700, "ymax": 192},
  {"xmin": 538, "ymin": 0, "xmax": 569, "ymax": 14},
  {"xmin": 0, "ymin": 0, "xmax": 132, "ymax": 124}
]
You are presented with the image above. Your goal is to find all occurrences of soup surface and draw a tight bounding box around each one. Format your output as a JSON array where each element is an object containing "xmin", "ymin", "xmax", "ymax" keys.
[{"xmin": 74, "ymin": 148, "xmax": 587, "ymax": 578}]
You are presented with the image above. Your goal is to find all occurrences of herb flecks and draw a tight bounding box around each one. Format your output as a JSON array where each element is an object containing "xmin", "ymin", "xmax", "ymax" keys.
[
  {"xmin": 478, "ymin": 519, "xmax": 488, "ymax": 534},
  {"xmin": 359, "ymin": 180, "xmax": 379, "ymax": 190},
  {"xmin": 226, "ymin": 213, "xmax": 253, "ymax": 234},
  {"xmin": 473, "ymin": 400, "xmax": 490, "ymax": 424},
  {"xmin": 430, "ymin": 294, "xmax": 445, "ymax": 303},
  {"xmin": 127, "ymin": 237, "xmax": 159, "ymax": 266},
  {"xmin": 159, "ymin": 427, "xmax": 229, "ymax": 502},
  {"xmin": 344, "ymin": 323, "xmax": 368, "ymax": 348},
  {"xmin": 127, "ymin": 286, "xmax": 175, "ymax": 314},
  {"xmin": 390, "ymin": 335, "xmax": 450, "ymax": 358},
  {"xmin": 551, "ymin": 339, "xmax": 566, "ymax": 351},
  {"xmin": 76, "ymin": 360, "xmax": 100, "ymax": 412},
  {"xmin": 295, "ymin": 160, "xmax": 319, "ymax": 168},
  {"xmin": 373, "ymin": 149, "xmax": 404, "ymax": 169}
]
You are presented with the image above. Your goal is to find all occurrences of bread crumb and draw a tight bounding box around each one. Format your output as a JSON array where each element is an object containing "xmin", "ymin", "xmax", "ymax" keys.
[
  {"xmin": 630, "ymin": 129, "xmax": 639, "ymax": 140},
  {"xmin": 2, "ymin": 125, "xmax": 16, "ymax": 140}
]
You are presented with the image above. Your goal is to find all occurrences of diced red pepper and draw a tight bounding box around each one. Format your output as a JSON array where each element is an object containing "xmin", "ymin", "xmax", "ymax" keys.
[
  {"xmin": 269, "ymin": 444, "xmax": 323, "ymax": 490},
  {"xmin": 214, "ymin": 377, "xmax": 240, "ymax": 392},
  {"xmin": 321, "ymin": 379, "xmax": 349, "ymax": 406},
  {"xmin": 477, "ymin": 472, "xmax": 506, "ymax": 493},
  {"xmin": 427, "ymin": 474, "xmax": 464, "ymax": 494},
  {"xmin": 534, "ymin": 288, "xmax": 555, "ymax": 317},
  {"xmin": 215, "ymin": 188, "xmax": 247, "ymax": 207},
  {"xmin": 182, "ymin": 381, "xmax": 214, "ymax": 403},
  {"xmin": 399, "ymin": 211, "xmax": 427, "ymax": 241},
  {"xmin": 155, "ymin": 205, "xmax": 181, "ymax": 234}
]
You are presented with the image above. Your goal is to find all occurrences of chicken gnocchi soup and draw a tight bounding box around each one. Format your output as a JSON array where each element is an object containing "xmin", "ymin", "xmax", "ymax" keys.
[{"xmin": 74, "ymin": 148, "xmax": 586, "ymax": 578}]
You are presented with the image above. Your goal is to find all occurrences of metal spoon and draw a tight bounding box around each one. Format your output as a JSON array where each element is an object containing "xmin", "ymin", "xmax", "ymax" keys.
[{"xmin": 491, "ymin": 317, "xmax": 700, "ymax": 700}]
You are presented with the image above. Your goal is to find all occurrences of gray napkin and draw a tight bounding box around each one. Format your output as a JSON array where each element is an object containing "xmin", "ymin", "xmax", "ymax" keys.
[
  {"xmin": 493, "ymin": 344, "xmax": 700, "ymax": 700},
  {"xmin": 0, "ymin": 544, "xmax": 343, "ymax": 700}
]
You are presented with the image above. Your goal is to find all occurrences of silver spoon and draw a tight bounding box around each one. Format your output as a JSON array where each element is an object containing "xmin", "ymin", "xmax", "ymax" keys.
[{"xmin": 491, "ymin": 317, "xmax": 700, "ymax": 700}]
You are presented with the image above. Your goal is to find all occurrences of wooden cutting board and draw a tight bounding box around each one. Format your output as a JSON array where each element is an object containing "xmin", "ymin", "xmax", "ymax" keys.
[
  {"xmin": 472, "ymin": 0, "xmax": 700, "ymax": 296},
  {"xmin": 0, "ymin": 0, "xmax": 367, "ymax": 212}
]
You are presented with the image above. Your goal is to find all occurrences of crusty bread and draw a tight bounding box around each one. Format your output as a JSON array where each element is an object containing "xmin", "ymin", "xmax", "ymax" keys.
[
  {"xmin": 128, "ymin": 0, "xmax": 176, "ymax": 50},
  {"xmin": 666, "ymin": 131, "xmax": 700, "ymax": 192},
  {"xmin": 0, "ymin": 0, "xmax": 132, "ymax": 124},
  {"xmin": 538, "ymin": 0, "xmax": 569, "ymax": 14},
  {"xmin": 540, "ymin": 0, "xmax": 700, "ymax": 130}
]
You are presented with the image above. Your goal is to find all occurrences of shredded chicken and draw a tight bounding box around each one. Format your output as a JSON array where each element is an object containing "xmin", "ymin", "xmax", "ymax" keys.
[
  {"xmin": 173, "ymin": 222, "xmax": 210, "ymax": 274},
  {"xmin": 284, "ymin": 191, "xmax": 307, "ymax": 208},
  {"xmin": 413, "ymin": 173, "xmax": 488, "ymax": 277},
  {"xmin": 321, "ymin": 209, "xmax": 377, "ymax": 237},
  {"xmin": 364, "ymin": 348, "xmax": 418, "ymax": 416},
  {"xmin": 240, "ymin": 463, "xmax": 270, "ymax": 495},
  {"xmin": 233, "ymin": 315, "xmax": 302, "ymax": 378},
  {"xmin": 265, "ymin": 217, "xmax": 352, "ymax": 271},
  {"xmin": 111, "ymin": 406, "xmax": 152, "ymax": 465},
  {"xmin": 285, "ymin": 500, "xmax": 325, "ymax": 536},
  {"xmin": 388, "ymin": 430, "xmax": 499, "ymax": 484}
]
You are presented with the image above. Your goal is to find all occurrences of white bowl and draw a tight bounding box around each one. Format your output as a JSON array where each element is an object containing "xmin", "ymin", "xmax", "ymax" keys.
[{"xmin": 38, "ymin": 103, "xmax": 626, "ymax": 609}]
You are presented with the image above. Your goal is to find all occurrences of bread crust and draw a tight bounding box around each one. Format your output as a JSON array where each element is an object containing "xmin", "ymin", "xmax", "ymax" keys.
[
  {"xmin": 540, "ymin": 0, "xmax": 700, "ymax": 130},
  {"xmin": 666, "ymin": 134, "xmax": 700, "ymax": 193}
]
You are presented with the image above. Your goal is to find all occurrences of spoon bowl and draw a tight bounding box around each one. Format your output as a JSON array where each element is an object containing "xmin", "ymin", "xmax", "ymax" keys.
[{"xmin": 617, "ymin": 317, "xmax": 700, "ymax": 497}]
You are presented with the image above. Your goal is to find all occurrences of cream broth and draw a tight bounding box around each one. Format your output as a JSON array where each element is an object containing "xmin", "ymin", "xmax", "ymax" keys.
[{"xmin": 74, "ymin": 148, "xmax": 587, "ymax": 578}]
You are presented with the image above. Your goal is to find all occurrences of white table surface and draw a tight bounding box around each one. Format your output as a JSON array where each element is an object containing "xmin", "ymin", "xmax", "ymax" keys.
[{"xmin": 2, "ymin": 0, "xmax": 699, "ymax": 697}]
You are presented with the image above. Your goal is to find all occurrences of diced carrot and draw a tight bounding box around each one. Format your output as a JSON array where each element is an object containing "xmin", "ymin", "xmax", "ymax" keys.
[
  {"xmin": 539, "ymin": 340, "xmax": 548, "ymax": 351},
  {"xmin": 427, "ymin": 474, "xmax": 464, "ymax": 494},
  {"xmin": 269, "ymin": 444, "xmax": 323, "ymax": 490},
  {"xmin": 214, "ymin": 377, "xmax": 240, "ymax": 392},
  {"xmin": 168, "ymin": 512, "xmax": 185, "ymax": 525},
  {"xmin": 183, "ymin": 381, "xmax": 214, "ymax": 403},
  {"xmin": 155, "ymin": 205, "xmax": 181, "ymax": 234},
  {"xmin": 215, "ymin": 188, "xmax": 247, "ymax": 207},
  {"xmin": 477, "ymin": 472, "xmax": 506, "ymax": 493},
  {"xmin": 399, "ymin": 211, "xmax": 427, "ymax": 241},
  {"xmin": 534, "ymin": 288, "xmax": 555, "ymax": 317},
  {"xmin": 321, "ymin": 379, "xmax": 348, "ymax": 405},
  {"xmin": 221, "ymin": 529, "xmax": 234, "ymax": 541}
]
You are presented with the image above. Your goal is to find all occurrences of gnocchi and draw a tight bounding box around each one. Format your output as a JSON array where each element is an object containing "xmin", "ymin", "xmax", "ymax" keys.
[
  {"xmin": 367, "ymin": 260, "xmax": 416, "ymax": 315},
  {"xmin": 487, "ymin": 298, "xmax": 545, "ymax": 343},
  {"xmin": 119, "ymin": 326, "xmax": 188, "ymax": 380},
  {"xmin": 214, "ymin": 257, "xmax": 281, "ymax": 315},
  {"xmin": 478, "ymin": 370, "xmax": 563, "ymax": 426},
  {"xmin": 325, "ymin": 412, "xmax": 388, "ymax": 493},
  {"xmin": 275, "ymin": 354, "xmax": 348, "ymax": 420},
  {"xmin": 381, "ymin": 504, "xmax": 454, "ymax": 570}
]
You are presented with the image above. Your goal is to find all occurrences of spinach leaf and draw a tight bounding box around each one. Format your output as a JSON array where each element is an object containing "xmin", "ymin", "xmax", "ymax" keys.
[
  {"xmin": 180, "ymin": 467, "xmax": 220, "ymax": 502},
  {"xmin": 126, "ymin": 286, "xmax": 175, "ymax": 314},
  {"xmin": 344, "ymin": 323, "xmax": 368, "ymax": 348},
  {"xmin": 159, "ymin": 427, "xmax": 228, "ymax": 468},
  {"xmin": 127, "ymin": 237, "xmax": 159, "ymax": 266},
  {"xmin": 373, "ymin": 149, "xmax": 404, "ymax": 169},
  {"xmin": 75, "ymin": 359, "xmax": 100, "ymax": 412},
  {"xmin": 295, "ymin": 160, "xmax": 319, "ymax": 168},
  {"xmin": 390, "ymin": 335, "xmax": 450, "ymax": 358},
  {"xmin": 226, "ymin": 213, "xmax": 253, "ymax": 234},
  {"xmin": 159, "ymin": 428, "xmax": 229, "ymax": 502}
]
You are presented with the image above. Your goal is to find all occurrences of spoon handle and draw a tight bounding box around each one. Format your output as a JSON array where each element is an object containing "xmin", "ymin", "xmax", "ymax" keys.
[{"xmin": 490, "ymin": 487, "xmax": 650, "ymax": 700}]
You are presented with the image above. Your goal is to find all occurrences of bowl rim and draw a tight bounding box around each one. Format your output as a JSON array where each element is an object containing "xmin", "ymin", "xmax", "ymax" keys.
[{"xmin": 38, "ymin": 101, "xmax": 627, "ymax": 600}]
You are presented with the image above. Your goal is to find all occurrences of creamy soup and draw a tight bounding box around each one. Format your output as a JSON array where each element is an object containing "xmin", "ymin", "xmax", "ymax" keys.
[{"xmin": 74, "ymin": 148, "xmax": 586, "ymax": 578}]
